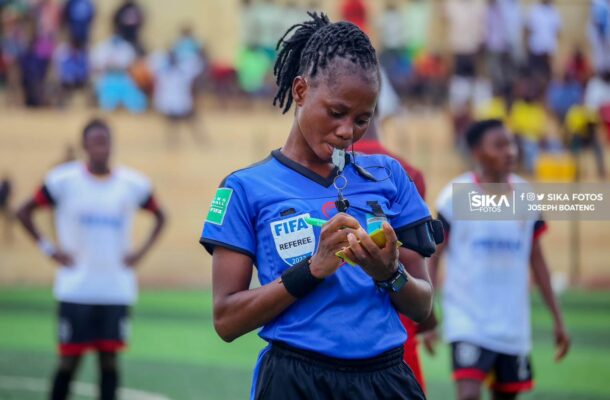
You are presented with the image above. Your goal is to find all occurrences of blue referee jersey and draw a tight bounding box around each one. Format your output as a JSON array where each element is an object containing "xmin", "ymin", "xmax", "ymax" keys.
[{"xmin": 200, "ymin": 149, "xmax": 431, "ymax": 359}]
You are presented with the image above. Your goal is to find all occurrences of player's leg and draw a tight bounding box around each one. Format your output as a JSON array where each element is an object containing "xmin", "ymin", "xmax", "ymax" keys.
[
  {"xmin": 97, "ymin": 351, "xmax": 119, "ymax": 400},
  {"xmin": 94, "ymin": 304, "xmax": 129, "ymax": 400},
  {"xmin": 451, "ymin": 342, "xmax": 496, "ymax": 400},
  {"xmin": 50, "ymin": 355, "xmax": 82, "ymax": 400},
  {"xmin": 492, "ymin": 391, "xmax": 517, "ymax": 400},
  {"xmin": 51, "ymin": 302, "xmax": 93, "ymax": 400},
  {"xmin": 491, "ymin": 353, "xmax": 533, "ymax": 400},
  {"xmin": 457, "ymin": 379, "xmax": 483, "ymax": 400},
  {"xmin": 400, "ymin": 315, "xmax": 426, "ymax": 392}
]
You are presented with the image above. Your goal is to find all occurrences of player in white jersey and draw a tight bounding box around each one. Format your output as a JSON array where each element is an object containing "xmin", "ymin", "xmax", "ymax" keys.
[
  {"xmin": 424, "ymin": 119, "xmax": 570, "ymax": 400},
  {"xmin": 16, "ymin": 119, "xmax": 166, "ymax": 400}
]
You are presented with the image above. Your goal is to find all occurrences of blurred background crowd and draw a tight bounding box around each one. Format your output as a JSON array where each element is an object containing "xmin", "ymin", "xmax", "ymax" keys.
[
  {"xmin": 1, "ymin": 0, "xmax": 609, "ymax": 179},
  {"xmin": 1, "ymin": 2, "xmax": 609, "ymax": 398}
]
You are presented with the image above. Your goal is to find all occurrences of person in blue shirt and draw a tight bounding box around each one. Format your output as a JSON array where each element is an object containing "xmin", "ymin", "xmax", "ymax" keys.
[{"xmin": 200, "ymin": 12, "xmax": 441, "ymax": 400}]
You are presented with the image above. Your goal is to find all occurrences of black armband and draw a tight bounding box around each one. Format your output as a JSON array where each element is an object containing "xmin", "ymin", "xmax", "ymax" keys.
[
  {"xmin": 281, "ymin": 257, "xmax": 324, "ymax": 299},
  {"xmin": 396, "ymin": 219, "xmax": 445, "ymax": 257}
]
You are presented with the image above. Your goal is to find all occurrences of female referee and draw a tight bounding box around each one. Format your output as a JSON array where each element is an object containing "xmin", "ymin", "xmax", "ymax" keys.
[{"xmin": 200, "ymin": 12, "xmax": 441, "ymax": 400}]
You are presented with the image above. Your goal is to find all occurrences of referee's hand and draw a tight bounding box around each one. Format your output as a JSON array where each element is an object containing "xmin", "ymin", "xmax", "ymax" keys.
[
  {"xmin": 310, "ymin": 213, "xmax": 361, "ymax": 279},
  {"xmin": 343, "ymin": 222, "xmax": 399, "ymax": 282}
]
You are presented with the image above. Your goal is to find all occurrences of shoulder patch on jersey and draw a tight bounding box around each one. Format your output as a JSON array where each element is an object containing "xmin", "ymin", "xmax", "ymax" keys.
[
  {"xmin": 270, "ymin": 213, "xmax": 316, "ymax": 266},
  {"xmin": 206, "ymin": 188, "xmax": 233, "ymax": 225}
]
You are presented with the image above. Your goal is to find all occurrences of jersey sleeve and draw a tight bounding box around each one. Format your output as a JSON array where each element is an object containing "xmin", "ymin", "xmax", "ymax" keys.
[
  {"xmin": 435, "ymin": 182, "xmax": 454, "ymax": 236},
  {"xmin": 35, "ymin": 166, "xmax": 71, "ymax": 207},
  {"xmin": 388, "ymin": 158, "xmax": 432, "ymax": 232},
  {"xmin": 123, "ymin": 169, "xmax": 156, "ymax": 211},
  {"xmin": 533, "ymin": 219, "xmax": 548, "ymax": 240},
  {"xmin": 199, "ymin": 175, "xmax": 256, "ymax": 260}
]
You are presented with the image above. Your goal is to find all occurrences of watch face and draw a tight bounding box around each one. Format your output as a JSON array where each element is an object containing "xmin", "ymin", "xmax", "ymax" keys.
[{"xmin": 391, "ymin": 274, "xmax": 408, "ymax": 292}]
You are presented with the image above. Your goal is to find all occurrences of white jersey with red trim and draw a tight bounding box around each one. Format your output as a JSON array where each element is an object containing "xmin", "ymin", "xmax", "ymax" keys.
[
  {"xmin": 436, "ymin": 172, "xmax": 546, "ymax": 355},
  {"xmin": 38, "ymin": 162, "xmax": 154, "ymax": 305}
]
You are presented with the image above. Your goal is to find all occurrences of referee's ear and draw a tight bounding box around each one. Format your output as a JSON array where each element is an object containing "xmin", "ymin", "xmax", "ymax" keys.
[{"xmin": 292, "ymin": 76, "xmax": 308, "ymax": 108}]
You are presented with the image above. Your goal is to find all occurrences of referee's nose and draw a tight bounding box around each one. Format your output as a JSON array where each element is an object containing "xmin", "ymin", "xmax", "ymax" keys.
[{"xmin": 335, "ymin": 121, "xmax": 354, "ymax": 144}]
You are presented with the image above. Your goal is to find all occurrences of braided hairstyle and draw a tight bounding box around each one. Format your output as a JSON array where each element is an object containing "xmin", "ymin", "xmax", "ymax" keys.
[{"xmin": 273, "ymin": 12, "xmax": 378, "ymax": 114}]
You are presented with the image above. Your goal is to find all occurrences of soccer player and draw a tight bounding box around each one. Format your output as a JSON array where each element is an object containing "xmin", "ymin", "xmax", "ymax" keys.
[
  {"xmin": 424, "ymin": 119, "xmax": 570, "ymax": 400},
  {"xmin": 353, "ymin": 115, "xmax": 432, "ymax": 392},
  {"xmin": 16, "ymin": 119, "xmax": 166, "ymax": 400},
  {"xmin": 200, "ymin": 12, "xmax": 442, "ymax": 400}
]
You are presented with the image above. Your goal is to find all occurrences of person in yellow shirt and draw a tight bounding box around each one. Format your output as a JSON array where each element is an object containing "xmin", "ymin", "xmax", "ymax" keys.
[
  {"xmin": 475, "ymin": 96, "xmax": 508, "ymax": 123},
  {"xmin": 509, "ymin": 94, "xmax": 547, "ymax": 173},
  {"xmin": 565, "ymin": 105, "xmax": 606, "ymax": 178}
]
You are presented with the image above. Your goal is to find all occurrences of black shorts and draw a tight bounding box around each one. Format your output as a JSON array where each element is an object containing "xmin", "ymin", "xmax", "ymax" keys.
[
  {"xmin": 57, "ymin": 302, "xmax": 130, "ymax": 356},
  {"xmin": 252, "ymin": 341, "xmax": 425, "ymax": 400},
  {"xmin": 451, "ymin": 342, "xmax": 533, "ymax": 394}
]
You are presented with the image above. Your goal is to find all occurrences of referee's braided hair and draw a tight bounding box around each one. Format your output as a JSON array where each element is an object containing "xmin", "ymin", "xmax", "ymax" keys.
[{"xmin": 273, "ymin": 11, "xmax": 378, "ymax": 114}]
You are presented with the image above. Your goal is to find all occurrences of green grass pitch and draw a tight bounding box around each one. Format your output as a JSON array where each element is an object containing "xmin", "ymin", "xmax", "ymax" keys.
[{"xmin": 0, "ymin": 287, "xmax": 609, "ymax": 399}]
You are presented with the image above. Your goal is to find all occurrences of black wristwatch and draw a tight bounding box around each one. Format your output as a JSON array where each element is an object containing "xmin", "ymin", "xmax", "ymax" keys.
[{"xmin": 374, "ymin": 262, "xmax": 408, "ymax": 293}]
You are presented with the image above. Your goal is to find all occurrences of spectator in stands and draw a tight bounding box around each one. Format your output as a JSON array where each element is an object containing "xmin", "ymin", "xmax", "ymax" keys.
[
  {"xmin": 412, "ymin": 51, "xmax": 448, "ymax": 106},
  {"xmin": 378, "ymin": 1, "xmax": 410, "ymax": 94},
  {"xmin": 565, "ymin": 104, "xmax": 606, "ymax": 178},
  {"xmin": 113, "ymin": 0, "xmax": 145, "ymax": 51},
  {"xmin": 172, "ymin": 25, "xmax": 203, "ymax": 66},
  {"xmin": 91, "ymin": 34, "xmax": 146, "ymax": 113},
  {"xmin": 0, "ymin": 174, "xmax": 13, "ymax": 243},
  {"xmin": 475, "ymin": 86, "xmax": 509, "ymax": 123},
  {"xmin": 53, "ymin": 39, "xmax": 89, "ymax": 105},
  {"xmin": 585, "ymin": 70, "xmax": 610, "ymax": 142},
  {"xmin": 152, "ymin": 50, "xmax": 205, "ymax": 146},
  {"xmin": 19, "ymin": 39, "xmax": 48, "ymax": 107},
  {"xmin": 510, "ymin": 85, "xmax": 549, "ymax": 173},
  {"xmin": 340, "ymin": 0, "xmax": 369, "ymax": 33},
  {"xmin": 402, "ymin": 0, "xmax": 432, "ymax": 61},
  {"xmin": 499, "ymin": 0, "xmax": 525, "ymax": 66},
  {"xmin": 485, "ymin": 0, "xmax": 513, "ymax": 93},
  {"xmin": 526, "ymin": 0, "xmax": 562, "ymax": 86},
  {"xmin": 2, "ymin": 4, "xmax": 29, "ymax": 106},
  {"xmin": 585, "ymin": 70, "xmax": 610, "ymax": 116},
  {"xmin": 588, "ymin": 0, "xmax": 610, "ymax": 74},
  {"xmin": 445, "ymin": 0, "xmax": 486, "ymax": 80},
  {"xmin": 62, "ymin": 0, "xmax": 95, "ymax": 48},
  {"xmin": 565, "ymin": 47, "xmax": 592, "ymax": 87},
  {"xmin": 547, "ymin": 71, "xmax": 584, "ymax": 123}
]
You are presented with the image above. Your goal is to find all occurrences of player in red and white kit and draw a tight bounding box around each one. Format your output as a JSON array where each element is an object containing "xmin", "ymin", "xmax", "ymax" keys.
[
  {"xmin": 17, "ymin": 119, "xmax": 166, "ymax": 400},
  {"xmin": 424, "ymin": 119, "xmax": 570, "ymax": 400}
]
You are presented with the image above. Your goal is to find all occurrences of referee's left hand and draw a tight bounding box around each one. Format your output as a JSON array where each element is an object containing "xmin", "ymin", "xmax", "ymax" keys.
[{"xmin": 343, "ymin": 222, "xmax": 399, "ymax": 282}]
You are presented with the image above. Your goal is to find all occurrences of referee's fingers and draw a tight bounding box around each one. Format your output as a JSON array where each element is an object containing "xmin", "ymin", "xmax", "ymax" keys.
[
  {"xmin": 326, "ymin": 213, "xmax": 361, "ymax": 231},
  {"xmin": 353, "ymin": 227, "xmax": 380, "ymax": 258},
  {"xmin": 324, "ymin": 227, "xmax": 357, "ymax": 248},
  {"xmin": 382, "ymin": 222, "xmax": 398, "ymax": 250}
]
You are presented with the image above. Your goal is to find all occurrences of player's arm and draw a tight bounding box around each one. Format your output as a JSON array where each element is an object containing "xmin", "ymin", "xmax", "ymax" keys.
[
  {"xmin": 125, "ymin": 199, "xmax": 166, "ymax": 267},
  {"xmin": 530, "ymin": 237, "xmax": 570, "ymax": 361},
  {"xmin": 213, "ymin": 213, "xmax": 360, "ymax": 342},
  {"xmin": 16, "ymin": 195, "xmax": 73, "ymax": 265},
  {"xmin": 420, "ymin": 215, "xmax": 449, "ymax": 354}
]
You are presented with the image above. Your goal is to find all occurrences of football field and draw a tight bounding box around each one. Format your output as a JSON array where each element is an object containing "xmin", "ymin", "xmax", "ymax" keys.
[{"xmin": 1, "ymin": 287, "xmax": 609, "ymax": 400}]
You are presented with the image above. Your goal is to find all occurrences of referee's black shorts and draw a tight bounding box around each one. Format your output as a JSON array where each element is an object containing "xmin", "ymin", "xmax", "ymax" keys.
[{"xmin": 252, "ymin": 341, "xmax": 425, "ymax": 400}]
